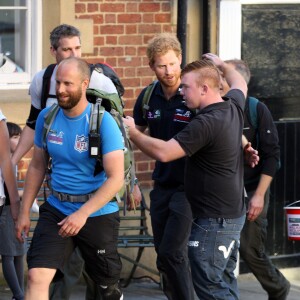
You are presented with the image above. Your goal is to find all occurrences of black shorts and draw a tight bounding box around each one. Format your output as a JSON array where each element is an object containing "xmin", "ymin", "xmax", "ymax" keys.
[{"xmin": 27, "ymin": 201, "xmax": 122, "ymax": 285}]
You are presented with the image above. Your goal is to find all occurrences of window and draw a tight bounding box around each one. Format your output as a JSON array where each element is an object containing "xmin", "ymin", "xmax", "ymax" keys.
[
  {"xmin": 218, "ymin": 0, "xmax": 300, "ymax": 60},
  {"xmin": 0, "ymin": 0, "xmax": 41, "ymax": 89}
]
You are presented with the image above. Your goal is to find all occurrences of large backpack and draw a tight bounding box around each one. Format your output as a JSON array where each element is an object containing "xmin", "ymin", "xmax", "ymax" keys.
[
  {"xmin": 41, "ymin": 63, "xmax": 125, "ymax": 109},
  {"xmin": 42, "ymin": 88, "xmax": 136, "ymax": 208}
]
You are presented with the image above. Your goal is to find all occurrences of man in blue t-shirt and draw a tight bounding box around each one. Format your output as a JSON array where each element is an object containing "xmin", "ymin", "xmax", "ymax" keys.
[{"xmin": 16, "ymin": 57, "xmax": 124, "ymax": 300}]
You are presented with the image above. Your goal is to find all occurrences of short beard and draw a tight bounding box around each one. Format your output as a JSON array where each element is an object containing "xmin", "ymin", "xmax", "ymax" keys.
[{"xmin": 57, "ymin": 88, "xmax": 82, "ymax": 110}]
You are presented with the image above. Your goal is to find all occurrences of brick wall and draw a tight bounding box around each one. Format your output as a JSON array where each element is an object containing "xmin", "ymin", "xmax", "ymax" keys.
[{"xmin": 75, "ymin": 0, "xmax": 176, "ymax": 188}]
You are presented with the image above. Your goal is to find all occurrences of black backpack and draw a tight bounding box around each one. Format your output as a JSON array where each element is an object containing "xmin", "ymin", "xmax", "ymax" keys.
[{"xmin": 41, "ymin": 62, "xmax": 125, "ymax": 109}]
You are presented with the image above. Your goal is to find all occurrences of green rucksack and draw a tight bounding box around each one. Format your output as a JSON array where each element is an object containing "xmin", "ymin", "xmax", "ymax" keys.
[{"xmin": 42, "ymin": 88, "xmax": 136, "ymax": 205}]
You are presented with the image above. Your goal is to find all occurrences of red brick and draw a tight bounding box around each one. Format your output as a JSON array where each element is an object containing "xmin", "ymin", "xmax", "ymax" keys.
[
  {"xmin": 125, "ymin": 25, "xmax": 137, "ymax": 34},
  {"xmin": 105, "ymin": 14, "xmax": 116, "ymax": 23},
  {"xmin": 162, "ymin": 2, "xmax": 171, "ymax": 12},
  {"xmin": 94, "ymin": 36, "xmax": 105, "ymax": 46},
  {"xmin": 163, "ymin": 24, "xmax": 175, "ymax": 32},
  {"xmin": 140, "ymin": 77, "xmax": 156, "ymax": 88},
  {"xmin": 136, "ymin": 162, "xmax": 151, "ymax": 172},
  {"xmin": 90, "ymin": 14, "xmax": 104, "ymax": 24},
  {"xmin": 124, "ymin": 68, "xmax": 136, "ymax": 77},
  {"xmin": 100, "ymin": 25, "xmax": 124, "ymax": 35},
  {"xmin": 139, "ymin": 24, "xmax": 161, "ymax": 34},
  {"xmin": 114, "ymin": 67, "xmax": 124, "ymax": 77},
  {"xmin": 106, "ymin": 36, "xmax": 117, "ymax": 45},
  {"xmin": 138, "ymin": 46, "xmax": 147, "ymax": 56},
  {"xmin": 118, "ymin": 57, "xmax": 142, "ymax": 67},
  {"xmin": 118, "ymin": 14, "xmax": 142, "ymax": 23},
  {"xmin": 88, "ymin": 3, "xmax": 98, "ymax": 12},
  {"xmin": 139, "ymin": 3, "xmax": 160, "ymax": 12},
  {"xmin": 119, "ymin": 35, "xmax": 142, "ymax": 45},
  {"xmin": 93, "ymin": 25, "xmax": 99, "ymax": 35},
  {"xmin": 75, "ymin": 3, "xmax": 86, "ymax": 13},
  {"xmin": 125, "ymin": 47, "xmax": 137, "ymax": 56},
  {"xmin": 123, "ymin": 89, "xmax": 134, "ymax": 100},
  {"xmin": 122, "ymin": 77, "xmax": 141, "ymax": 88},
  {"xmin": 155, "ymin": 13, "xmax": 171, "ymax": 23},
  {"xmin": 137, "ymin": 67, "xmax": 153, "ymax": 77},
  {"xmin": 100, "ymin": 3, "xmax": 125, "ymax": 13},
  {"xmin": 106, "ymin": 57, "xmax": 117, "ymax": 68},
  {"xmin": 126, "ymin": 3, "xmax": 138, "ymax": 12},
  {"xmin": 143, "ymin": 14, "xmax": 154, "ymax": 23},
  {"xmin": 100, "ymin": 46, "xmax": 124, "ymax": 56}
]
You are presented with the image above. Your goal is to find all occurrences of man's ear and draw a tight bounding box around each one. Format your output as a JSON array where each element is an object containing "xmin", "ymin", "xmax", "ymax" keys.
[
  {"xmin": 82, "ymin": 78, "xmax": 89, "ymax": 89},
  {"xmin": 50, "ymin": 47, "xmax": 56, "ymax": 58},
  {"xmin": 201, "ymin": 84, "xmax": 208, "ymax": 95},
  {"xmin": 149, "ymin": 62, "xmax": 155, "ymax": 71}
]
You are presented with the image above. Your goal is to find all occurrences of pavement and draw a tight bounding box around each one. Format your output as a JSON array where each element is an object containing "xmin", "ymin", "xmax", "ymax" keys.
[{"xmin": 0, "ymin": 267, "xmax": 300, "ymax": 299}]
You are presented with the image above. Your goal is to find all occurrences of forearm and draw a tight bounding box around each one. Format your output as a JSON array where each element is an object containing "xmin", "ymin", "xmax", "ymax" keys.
[
  {"xmin": 2, "ymin": 159, "xmax": 19, "ymax": 203},
  {"xmin": 254, "ymin": 174, "xmax": 273, "ymax": 197},
  {"xmin": 21, "ymin": 160, "xmax": 46, "ymax": 214},
  {"xmin": 79, "ymin": 175, "xmax": 124, "ymax": 217},
  {"xmin": 129, "ymin": 127, "xmax": 185, "ymax": 162},
  {"xmin": 12, "ymin": 125, "xmax": 35, "ymax": 165},
  {"xmin": 79, "ymin": 150, "xmax": 124, "ymax": 216}
]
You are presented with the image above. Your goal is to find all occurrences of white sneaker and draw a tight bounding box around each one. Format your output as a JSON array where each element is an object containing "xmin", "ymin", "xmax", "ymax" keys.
[{"xmin": 30, "ymin": 199, "xmax": 39, "ymax": 214}]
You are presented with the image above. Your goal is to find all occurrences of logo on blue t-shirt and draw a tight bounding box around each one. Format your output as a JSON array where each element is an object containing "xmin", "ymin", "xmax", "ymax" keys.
[
  {"xmin": 48, "ymin": 130, "xmax": 64, "ymax": 145},
  {"xmin": 74, "ymin": 135, "xmax": 88, "ymax": 153}
]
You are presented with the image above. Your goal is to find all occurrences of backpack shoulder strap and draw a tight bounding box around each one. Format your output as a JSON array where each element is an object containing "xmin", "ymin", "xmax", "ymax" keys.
[
  {"xmin": 246, "ymin": 96, "xmax": 259, "ymax": 129},
  {"xmin": 89, "ymin": 103, "xmax": 105, "ymax": 160},
  {"xmin": 41, "ymin": 64, "xmax": 56, "ymax": 109},
  {"xmin": 142, "ymin": 80, "xmax": 158, "ymax": 119},
  {"xmin": 42, "ymin": 104, "xmax": 60, "ymax": 150}
]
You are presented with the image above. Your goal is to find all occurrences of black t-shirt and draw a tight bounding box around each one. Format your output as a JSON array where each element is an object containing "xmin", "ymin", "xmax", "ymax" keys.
[
  {"xmin": 134, "ymin": 82, "xmax": 195, "ymax": 187},
  {"xmin": 174, "ymin": 89, "xmax": 246, "ymax": 218},
  {"xmin": 243, "ymin": 98, "xmax": 280, "ymax": 191}
]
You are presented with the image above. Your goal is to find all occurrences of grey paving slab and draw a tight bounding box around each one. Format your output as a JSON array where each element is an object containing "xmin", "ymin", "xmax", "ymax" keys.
[{"xmin": 0, "ymin": 268, "xmax": 299, "ymax": 299}]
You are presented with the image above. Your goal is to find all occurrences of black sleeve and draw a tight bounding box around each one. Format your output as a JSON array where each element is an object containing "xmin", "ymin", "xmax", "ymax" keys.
[
  {"xmin": 133, "ymin": 87, "xmax": 148, "ymax": 127},
  {"xmin": 256, "ymin": 101, "xmax": 280, "ymax": 177},
  {"xmin": 26, "ymin": 104, "xmax": 41, "ymax": 130},
  {"xmin": 225, "ymin": 89, "xmax": 246, "ymax": 111}
]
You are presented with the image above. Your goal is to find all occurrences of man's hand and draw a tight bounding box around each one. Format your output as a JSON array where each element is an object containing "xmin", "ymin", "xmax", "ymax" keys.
[
  {"xmin": 123, "ymin": 116, "xmax": 136, "ymax": 133},
  {"xmin": 15, "ymin": 211, "xmax": 30, "ymax": 243},
  {"xmin": 127, "ymin": 184, "xmax": 142, "ymax": 211},
  {"xmin": 57, "ymin": 210, "xmax": 89, "ymax": 238},
  {"xmin": 202, "ymin": 53, "xmax": 224, "ymax": 68},
  {"xmin": 247, "ymin": 194, "xmax": 264, "ymax": 221},
  {"xmin": 244, "ymin": 142, "xmax": 259, "ymax": 168}
]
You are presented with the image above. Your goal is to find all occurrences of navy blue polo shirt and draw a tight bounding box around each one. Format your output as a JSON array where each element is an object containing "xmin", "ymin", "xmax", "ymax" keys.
[{"xmin": 134, "ymin": 82, "xmax": 194, "ymax": 187}]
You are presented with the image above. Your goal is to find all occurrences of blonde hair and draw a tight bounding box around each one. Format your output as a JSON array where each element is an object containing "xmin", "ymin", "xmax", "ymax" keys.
[{"xmin": 181, "ymin": 60, "xmax": 221, "ymax": 89}]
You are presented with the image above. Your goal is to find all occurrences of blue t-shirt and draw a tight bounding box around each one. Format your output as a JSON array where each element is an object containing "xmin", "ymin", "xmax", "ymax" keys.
[{"xmin": 35, "ymin": 103, "xmax": 124, "ymax": 217}]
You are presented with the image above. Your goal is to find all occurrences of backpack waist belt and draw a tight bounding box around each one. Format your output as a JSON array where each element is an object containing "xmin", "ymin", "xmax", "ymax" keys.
[{"xmin": 51, "ymin": 189, "xmax": 95, "ymax": 203}]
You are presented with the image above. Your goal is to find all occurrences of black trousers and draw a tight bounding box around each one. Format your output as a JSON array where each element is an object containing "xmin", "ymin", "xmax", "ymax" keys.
[
  {"xmin": 240, "ymin": 188, "xmax": 290, "ymax": 298},
  {"xmin": 150, "ymin": 184, "xmax": 194, "ymax": 300}
]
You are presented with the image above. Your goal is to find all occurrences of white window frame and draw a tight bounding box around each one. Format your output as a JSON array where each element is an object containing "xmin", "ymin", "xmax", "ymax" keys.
[
  {"xmin": 0, "ymin": 0, "xmax": 42, "ymax": 90},
  {"xmin": 218, "ymin": 0, "xmax": 300, "ymax": 60}
]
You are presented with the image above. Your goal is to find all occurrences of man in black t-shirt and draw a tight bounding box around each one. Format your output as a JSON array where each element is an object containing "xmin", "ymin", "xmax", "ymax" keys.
[{"xmin": 124, "ymin": 54, "xmax": 257, "ymax": 299}]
